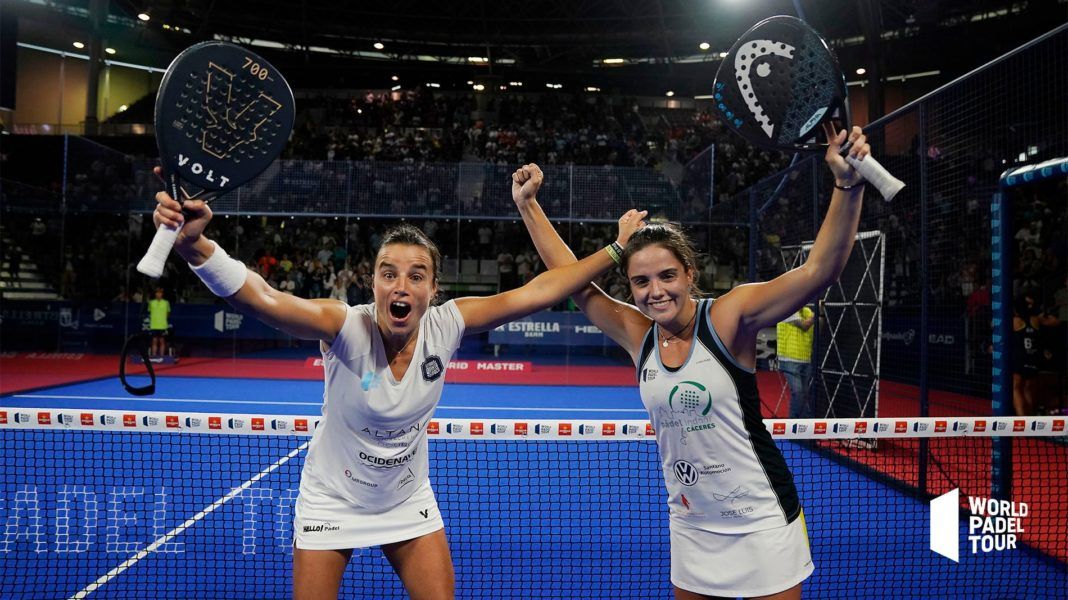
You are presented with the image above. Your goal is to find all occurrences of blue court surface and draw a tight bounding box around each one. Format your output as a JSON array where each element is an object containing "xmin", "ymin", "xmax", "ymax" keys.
[{"xmin": 2, "ymin": 376, "xmax": 1065, "ymax": 599}]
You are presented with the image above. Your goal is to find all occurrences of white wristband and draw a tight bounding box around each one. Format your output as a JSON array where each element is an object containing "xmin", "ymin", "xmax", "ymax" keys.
[{"xmin": 189, "ymin": 241, "xmax": 248, "ymax": 297}]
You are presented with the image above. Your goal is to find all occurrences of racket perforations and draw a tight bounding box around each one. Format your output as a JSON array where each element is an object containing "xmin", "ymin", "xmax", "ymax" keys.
[{"xmin": 164, "ymin": 65, "xmax": 287, "ymax": 162}]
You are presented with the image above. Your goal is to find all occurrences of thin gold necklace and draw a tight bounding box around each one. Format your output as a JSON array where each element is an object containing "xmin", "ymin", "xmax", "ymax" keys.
[
  {"xmin": 658, "ymin": 300, "xmax": 697, "ymax": 348},
  {"xmin": 381, "ymin": 324, "xmax": 418, "ymax": 361}
]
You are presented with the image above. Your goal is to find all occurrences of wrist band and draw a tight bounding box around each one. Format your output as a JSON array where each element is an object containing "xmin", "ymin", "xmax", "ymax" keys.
[
  {"xmin": 189, "ymin": 241, "xmax": 248, "ymax": 297},
  {"xmin": 605, "ymin": 242, "xmax": 623, "ymax": 265},
  {"xmin": 834, "ymin": 181, "xmax": 861, "ymax": 191}
]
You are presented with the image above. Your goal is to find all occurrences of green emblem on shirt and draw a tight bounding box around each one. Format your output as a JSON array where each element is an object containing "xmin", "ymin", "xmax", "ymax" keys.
[{"xmin": 669, "ymin": 380, "xmax": 713, "ymax": 416}]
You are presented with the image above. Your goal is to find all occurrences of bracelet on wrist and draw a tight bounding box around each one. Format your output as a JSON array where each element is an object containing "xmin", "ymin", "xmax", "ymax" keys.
[
  {"xmin": 605, "ymin": 242, "xmax": 624, "ymax": 265},
  {"xmin": 834, "ymin": 181, "xmax": 862, "ymax": 191}
]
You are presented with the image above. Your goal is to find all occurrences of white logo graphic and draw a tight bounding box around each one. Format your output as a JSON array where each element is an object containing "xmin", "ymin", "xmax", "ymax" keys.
[
  {"xmin": 213, "ymin": 310, "xmax": 243, "ymax": 332},
  {"xmin": 59, "ymin": 308, "xmax": 79, "ymax": 329},
  {"xmin": 930, "ymin": 488, "xmax": 1028, "ymax": 562},
  {"xmin": 93, "ymin": 308, "xmax": 107, "ymax": 322},
  {"xmin": 734, "ymin": 39, "xmax": 795, "ymax": 138}
]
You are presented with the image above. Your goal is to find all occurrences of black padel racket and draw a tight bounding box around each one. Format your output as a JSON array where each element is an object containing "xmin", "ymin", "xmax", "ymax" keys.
[
  {"xmin": 712, "ymin": 16, "xmax": 904, "ymax": 201},
  {"xmin": 136, "ymin": 41, "xmax": 295, "ymax": 278}
]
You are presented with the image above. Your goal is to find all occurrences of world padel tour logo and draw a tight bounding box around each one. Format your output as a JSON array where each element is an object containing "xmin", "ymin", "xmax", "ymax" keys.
[{"xmin": 930, "ymin": 489, "xmax": 1029, "ymax": 561}]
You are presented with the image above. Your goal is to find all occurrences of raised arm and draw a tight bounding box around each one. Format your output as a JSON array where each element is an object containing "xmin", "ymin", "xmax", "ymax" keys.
[
  {"xmin": 455, "ymin": 208, "xmax": 646, "ymax": 335},
  {"xmin": 510, "ymin": 164, "xmax": 653, "ymax": 359},
  {"xmin": 716, "ymin": 125, "xmax": 869, "ymax": 348},
  {"xmin": 153, "ymin": 185, "xmax": 346, "ymax": 344}
]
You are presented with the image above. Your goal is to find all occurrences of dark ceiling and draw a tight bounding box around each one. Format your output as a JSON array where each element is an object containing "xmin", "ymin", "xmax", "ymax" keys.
[{"xmin": 7, "ymin": 0, "xmax": 1067, "ymax": 96}]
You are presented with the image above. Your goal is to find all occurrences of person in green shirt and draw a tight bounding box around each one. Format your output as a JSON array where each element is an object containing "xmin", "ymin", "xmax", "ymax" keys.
[
  {"xmin": 777, "ymin": 304, "xmax": 817, "ymax": 419},
  {"xmin": 148, "ymin": 287, "xmax": 171, "ymax": 358}
]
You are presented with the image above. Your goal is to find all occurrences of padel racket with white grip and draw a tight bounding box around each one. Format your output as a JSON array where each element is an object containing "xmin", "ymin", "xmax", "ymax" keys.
[
  {"xmin": 712, "ymin": 16, "xmax": 904, "ymax": 200},
  {"xmin": 137, "ymin": 41, "xmax": 295, "ymax": 277}
]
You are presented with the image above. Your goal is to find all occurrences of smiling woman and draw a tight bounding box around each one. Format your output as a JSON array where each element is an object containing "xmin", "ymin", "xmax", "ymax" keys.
[
  {"xmin": 147, "ymin": 165, "xmax": 647, "ymax": 600},
  {"xmin": 511, "ymin": 129, "xmax": 873, "ymax": 599}
]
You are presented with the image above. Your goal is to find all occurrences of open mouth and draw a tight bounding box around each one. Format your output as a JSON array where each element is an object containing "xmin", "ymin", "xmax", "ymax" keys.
[{"xmin": 389, "ymin": 301, "xmax": 412, "ymax": 320}]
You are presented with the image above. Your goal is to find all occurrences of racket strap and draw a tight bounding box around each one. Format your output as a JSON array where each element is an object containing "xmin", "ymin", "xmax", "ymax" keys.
[
  {"xmin": 120, "ymin": 331, "xmax": 156, "ymax": 396},
  {"xmin": 189, "ymin": 241, "xmax": 249, "ymax": 297}
]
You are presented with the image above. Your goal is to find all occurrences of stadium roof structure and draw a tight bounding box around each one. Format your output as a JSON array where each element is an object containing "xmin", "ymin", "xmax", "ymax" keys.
[{"xmin": 6, "ymin": 0, "xmax": 1066, "ymax": 97}]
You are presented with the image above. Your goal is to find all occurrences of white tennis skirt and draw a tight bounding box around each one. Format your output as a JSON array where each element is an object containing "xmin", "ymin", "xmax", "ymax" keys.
[
  {"xmin": 670, "ymin": 512, "xmax": 814, "ymax": 598},
  {"xmin": 293, "ymin": 478, "xmax": 444, "ymax": 550}
]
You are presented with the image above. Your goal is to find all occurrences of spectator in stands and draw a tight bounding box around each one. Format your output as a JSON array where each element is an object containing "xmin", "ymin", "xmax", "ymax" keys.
[
  {"xmin": 1013, "ymin": 292, "xmax": 1059, "ymax": 415},
  {"xmin": 257, "ymin": 248, "xmax": 279, "ymax": 280},
  {"xmin": 777, "ymin": 304, "xmax": 818, "ymax": 419},
  {"xmin": 148, "ymin": 286, "xmax": 171, "ymax": 358},
  {"xmin": 497, "ymin": 249, "xmax": 516, "ymax": 290}
]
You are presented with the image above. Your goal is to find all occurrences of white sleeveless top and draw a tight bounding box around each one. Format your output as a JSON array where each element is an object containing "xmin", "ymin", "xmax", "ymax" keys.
[
  {"xmin": 300, "ymin": 300, "xmax": 465, "ymax": 509},
  {"xmin": 637, "ymin": 299, "xmax": 801, "ymax": 533}
]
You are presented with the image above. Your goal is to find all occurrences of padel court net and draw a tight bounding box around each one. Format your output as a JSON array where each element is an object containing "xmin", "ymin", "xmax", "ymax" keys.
[{"xmin": 1, "ymin": 412, "xmax": 1065, "ymax": 599}]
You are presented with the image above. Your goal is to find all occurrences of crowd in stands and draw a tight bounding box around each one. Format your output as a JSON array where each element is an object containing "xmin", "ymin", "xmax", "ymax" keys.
[
  {"xmin": 8, "ymin": 90, "xmax": 1062, "ymax": 369},
  {"xmin": 284, "ymin": 91, "xmax": 468, "ymax": 162},
  {"xmin": 669, "ymin": 108, "xmax": 791, "ymax": 213}
]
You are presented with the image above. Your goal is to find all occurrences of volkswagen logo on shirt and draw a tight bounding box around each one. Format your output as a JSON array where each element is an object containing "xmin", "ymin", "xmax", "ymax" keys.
[{"xmin": 673, "ymin": 459, "xmax": 700, "ymax": 486}]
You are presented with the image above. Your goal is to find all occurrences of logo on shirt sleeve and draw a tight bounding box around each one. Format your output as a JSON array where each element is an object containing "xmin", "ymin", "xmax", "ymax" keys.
[{"xmin": 421, "ymin": 355, "xmax": 444, "ymax": 382}]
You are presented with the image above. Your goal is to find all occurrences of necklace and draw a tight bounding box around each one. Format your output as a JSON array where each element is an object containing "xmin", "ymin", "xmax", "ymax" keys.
[
  {"xmin": 658, "ymin": 300, "xmax": 697, "ymax": 348},
  {"xmin": 380, "ymin": 323, "xmax": 418, "ymax": 361}
]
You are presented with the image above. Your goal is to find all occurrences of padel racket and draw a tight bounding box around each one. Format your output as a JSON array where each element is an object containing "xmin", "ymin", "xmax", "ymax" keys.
[
  {"xmin": 712, "ymin": 16, "xmax": 905, "ymax": 201},
  {"xmin": 136, "ymin": 41, "xmax": 295, "ymax": 278}
]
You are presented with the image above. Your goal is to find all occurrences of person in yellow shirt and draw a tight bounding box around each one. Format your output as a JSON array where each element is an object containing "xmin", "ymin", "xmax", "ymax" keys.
[
  {"xmin": 148, "ymin": 287, "xmax": 171, "ymax": 358},
  {"xmin": 777, "ymin": 304, "xmax": 816, "ymax": 419}
]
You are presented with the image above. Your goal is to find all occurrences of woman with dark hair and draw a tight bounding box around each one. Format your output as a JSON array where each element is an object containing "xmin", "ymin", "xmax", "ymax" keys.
[
  {"xmin": 512, "ymin": 126, "xmax": 872, "ymax": 600},
  {"xmin": 149, "ymin": 168, "xmax": 647, "ymax": 600}
]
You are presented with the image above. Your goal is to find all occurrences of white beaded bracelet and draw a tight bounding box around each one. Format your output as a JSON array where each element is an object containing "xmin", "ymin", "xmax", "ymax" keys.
[{"xmin": 188, "ymin": 241, "xmax": 248, "ymax": 297}]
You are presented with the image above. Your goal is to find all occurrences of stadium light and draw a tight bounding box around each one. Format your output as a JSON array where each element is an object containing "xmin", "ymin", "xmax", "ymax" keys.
[
  {"xmin": 509, "ymin": 81, "xmax": 523, "ymax": 87},
  {"xmin": 391, "ymin": 75, "xmax": 399, "ymax": 81},
  {"xmin": 856, "ymin": 67, "xmax": 867, "ymax": 75},
  {"xmin": 426, "ymin": 82, "xmax": 441, "ymax": 88},
  {"xmin": 473, "ymin": 83, "xmax": 485, "ymax": 91},
  {"xmin": 137, "ymin": 13, "xmax": 150, "ymax": 22},
  {"xmin": 118, "ymin": 104, "xmax": 129, "ymax": 112},
  {"xmin": 391, "ymin": 85, "xmax": 401, "ymax": 91},
  {"xmin": 665, "ymin": 90, "xmax": 674, "ymax": 97},
  {"xmin": 373, "ymin": 42, "xmax": 385, "ymax": 50},
  {"xmin": 105, "ymin": 47, "xmax": 116, "ymax": 55},
  {"xmin": 468, "ymin": 56, "xmax": 489, "ymax": 63},
  {"xmin": 466, "ymin": 80, "xmax": 474, "ymax": 85},
  {"xmin": 602, "ymin": 58, "xmax": 624, "ymax": 64},
  {"xmin": 699, "ymin": 42, "xmax": 710, "ymax": 51},
  {"xmin": 585, "ymin": 86, "xmax": 601, "ymax": 92},
  {"xmin": 72, "ymin": 41, "xmax": 85, "ymax": 49}
]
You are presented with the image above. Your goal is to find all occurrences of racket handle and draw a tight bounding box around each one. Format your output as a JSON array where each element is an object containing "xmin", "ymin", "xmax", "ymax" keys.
[
  {"xmin": 137, "ymin": 223, "xmax": 183, "ymax": 278},
  {"xmin": 845, "ymin": 154, "xmax": 905, "ymax": 202}
]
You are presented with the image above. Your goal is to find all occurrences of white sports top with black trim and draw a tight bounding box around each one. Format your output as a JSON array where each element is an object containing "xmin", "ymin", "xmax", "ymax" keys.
[
  {"xmin": 300, "ymin": 301, "xmax": 465, "ymax": 510},
  {"xmin": 637, "ymin": 298, "xmax": 801, "ymax": 533}
]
